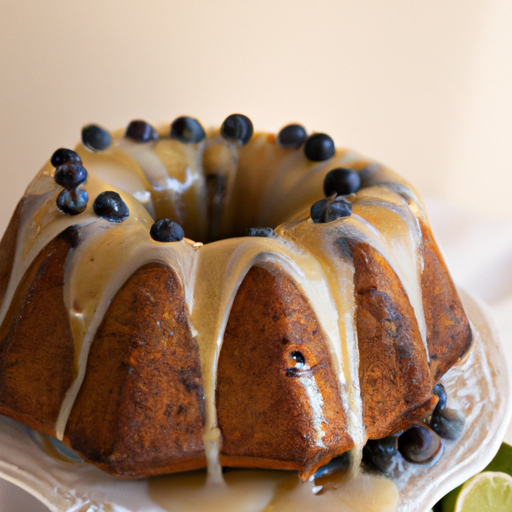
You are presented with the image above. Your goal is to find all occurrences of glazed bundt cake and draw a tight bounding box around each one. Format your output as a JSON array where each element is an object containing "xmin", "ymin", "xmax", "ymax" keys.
[{"xmin": 0, "ymin": 114, "xmax": 472, "ymax": 480}]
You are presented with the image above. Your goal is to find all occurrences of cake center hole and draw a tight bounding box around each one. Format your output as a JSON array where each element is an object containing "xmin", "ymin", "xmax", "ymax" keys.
[{"xmin": 141, "ymin": 171, "xmax": 282, "ymax": 244}]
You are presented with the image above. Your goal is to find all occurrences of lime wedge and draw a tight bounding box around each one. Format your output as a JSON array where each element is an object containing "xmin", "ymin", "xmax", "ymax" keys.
[
  {"xmin": 438, "ymin": 443, "xmax": 512, "ymax": 512},
  {"xmin": 453, "ymin": 472, "xmax": 512, "ymax": 512}
]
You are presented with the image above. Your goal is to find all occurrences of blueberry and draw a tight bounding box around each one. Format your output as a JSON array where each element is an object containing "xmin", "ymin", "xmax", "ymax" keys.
[
  {"xmin": 277, "ymin": 124, "xmax": 307, "ymax": 149},
  {"xmin": 398, "ymin": 424, "xmax": 442, "ymax": 464},
  {"xmin": 170, "ymin": 116, "xmax": 206, "ymax": 143},
  {"xmin": 150, "ymin": 218, "xmax": 184, "ymax": 242},
  {"xmin": 290, "ymin": 351, "xmax": 306, "ymax": 367},
  {"xmin": 285, "ymin": 351, "xmax": 308, "ymax": 377},
  {"xmin": 313, "ymin": 453, "xmax": 350, "ymax": 478},
  {"xmin": 51, "ymin": 148, "xmax": 82, "ymax": 168},
  {"xmin": 46, "ymin": 436, "xmax": 83, "ymax": 462},
  {"xmin": 304, "ymin": 133, "xmax": 335, "ymax": 162},
  {"xmin": 220, "ymin": 114, "xmax": 253, "ymax": 146},
  {"xmin": 363, "ymin": 436, "xmax": 399, "ymax": 474},
  {"xmin": 93, "ymin": 191, "xmax": 129, "ymax": 222},
  {"xmin": 56, "ymin": 188, "xmax": 88, "ymax": 216},
  {"xmin": 324, "ymin": 198, "xmax": 352, "ymax": 222},
  {"xmin": 54, "ymin": 163, "xmax": 88, "ymax": 189},
  {"xmin": 125, "ymin": 120, "xmax": 158, "ymax": 143},
  {"xmin": 245, "ymin": 227, "xmax": 274, "ymax": 237},
  {"xmin": 82, "ymin": 124, "xmax": 112, "ymax": 152},
  {"xmin": 310, "ymin": 198, "xmax": 330, "ymax": 223},
  {"xmin": 323, "ymin": 168, "xmax": 361, "ymax": 197},
  {"xmin": 430, "ymin": 408, "xmax": 465, "ymax": 441},
  {"xmin": 433, "ymin": 384, "xmax": 447, "ymax": 412}
]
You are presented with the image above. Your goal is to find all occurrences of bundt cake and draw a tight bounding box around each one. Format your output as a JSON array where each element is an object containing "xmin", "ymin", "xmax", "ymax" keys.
[{"xmin": 0, "ymin": 114, "xmax": 472, "ymax": 481}]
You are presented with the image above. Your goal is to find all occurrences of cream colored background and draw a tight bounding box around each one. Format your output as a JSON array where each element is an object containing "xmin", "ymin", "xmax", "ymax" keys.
[{"xmin": 0, "ymin": 1, "xmax": 511, "ymax": 510}]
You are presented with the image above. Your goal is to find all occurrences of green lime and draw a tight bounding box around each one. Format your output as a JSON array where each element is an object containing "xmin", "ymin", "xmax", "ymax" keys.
[
  {"xmin": 453, "ymin": 472, "xmax": 512, "ymax": 512},
  {"xmin": 483, "ymin": 442, "xmax": 512, "ymax": 474},
  {"xmin": 438, "ymin": 443, "xmax": 512, "ymax": 512}
]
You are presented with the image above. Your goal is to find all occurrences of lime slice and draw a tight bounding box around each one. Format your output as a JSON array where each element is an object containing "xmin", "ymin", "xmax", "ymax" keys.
[
  {"xmin": 438, "ymin": 443, "xmax": 512, "ymax": 512},
  {"xmin": 453, "ymin": 472, "xmax": 512, "ymax": 512}
]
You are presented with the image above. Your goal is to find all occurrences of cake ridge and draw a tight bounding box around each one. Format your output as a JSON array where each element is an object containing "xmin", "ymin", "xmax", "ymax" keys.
[
  {"xmin": 349, "ymin": 198, "xmax": 428, "ymax": 351},
  {"xmin": 56, "ymin": 214, "xmax": 198, "ymax": 440},
  {"xmin": 190, "ymin": 236, "xmax": 357, "ymax": 479},
  {"xmin": 275, "ymin": 218, "xmax": 362, "ymax": 453}
]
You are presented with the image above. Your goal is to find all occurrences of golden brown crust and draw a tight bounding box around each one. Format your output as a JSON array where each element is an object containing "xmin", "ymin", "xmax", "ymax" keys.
[
  {"xmin": 0, "ymin": 227, "xmax": 78, "ymax": 437},
  {"xmin": 419, "ymin": 221, "xmax": 473, "ymax": 381},
  {"xmin": 217, "ymin": 265, "xmax": 354, "ymax": 480},
  {"xmin": 351, "ymin": 241, "xmax": 434, "ymax": 440},
  {"xmin": 64, "ymin": 262, "xmax": 206, "ymax": 478}
]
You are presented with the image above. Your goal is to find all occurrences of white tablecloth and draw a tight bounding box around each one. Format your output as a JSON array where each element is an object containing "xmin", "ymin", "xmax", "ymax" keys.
[{"xmin": 1, "ymin": 199, "xmax": 511, "ymax": 511}]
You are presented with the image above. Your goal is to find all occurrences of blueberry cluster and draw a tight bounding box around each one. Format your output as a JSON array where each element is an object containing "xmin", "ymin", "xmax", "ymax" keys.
[
  {"xmin": 276, "ymin": 123, "xmax": 335, "ymax": 162},
  {"xmin": 124, "ymin": 117, "xmax": 208, "ymax": 145},
  {"xmin": 362, "ymin": 384, "xmax": 465, "ymax": 474},
  {"xmin": 81, "ymin": 116, "xmax": 341, "ymax": 164},
  {"xmin": 51, "ymin": 148, "xmax": 89, "ymax": 216},
  {"xmin": 76, "ymin": 116, "xmax": 362, "ymax": 233},
  {"xmin": 309, "ymin": 168, "xmax": 361, "ymax": 224},
  {"xmin": 275, "ymin": 122, "xmax": 363, "ymax": 224}
]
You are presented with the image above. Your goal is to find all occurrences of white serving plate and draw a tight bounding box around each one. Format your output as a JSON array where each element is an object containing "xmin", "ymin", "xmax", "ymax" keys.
[{"xmin": 0, "ymin": 290, "xmax": 510, "ymax": 512}]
